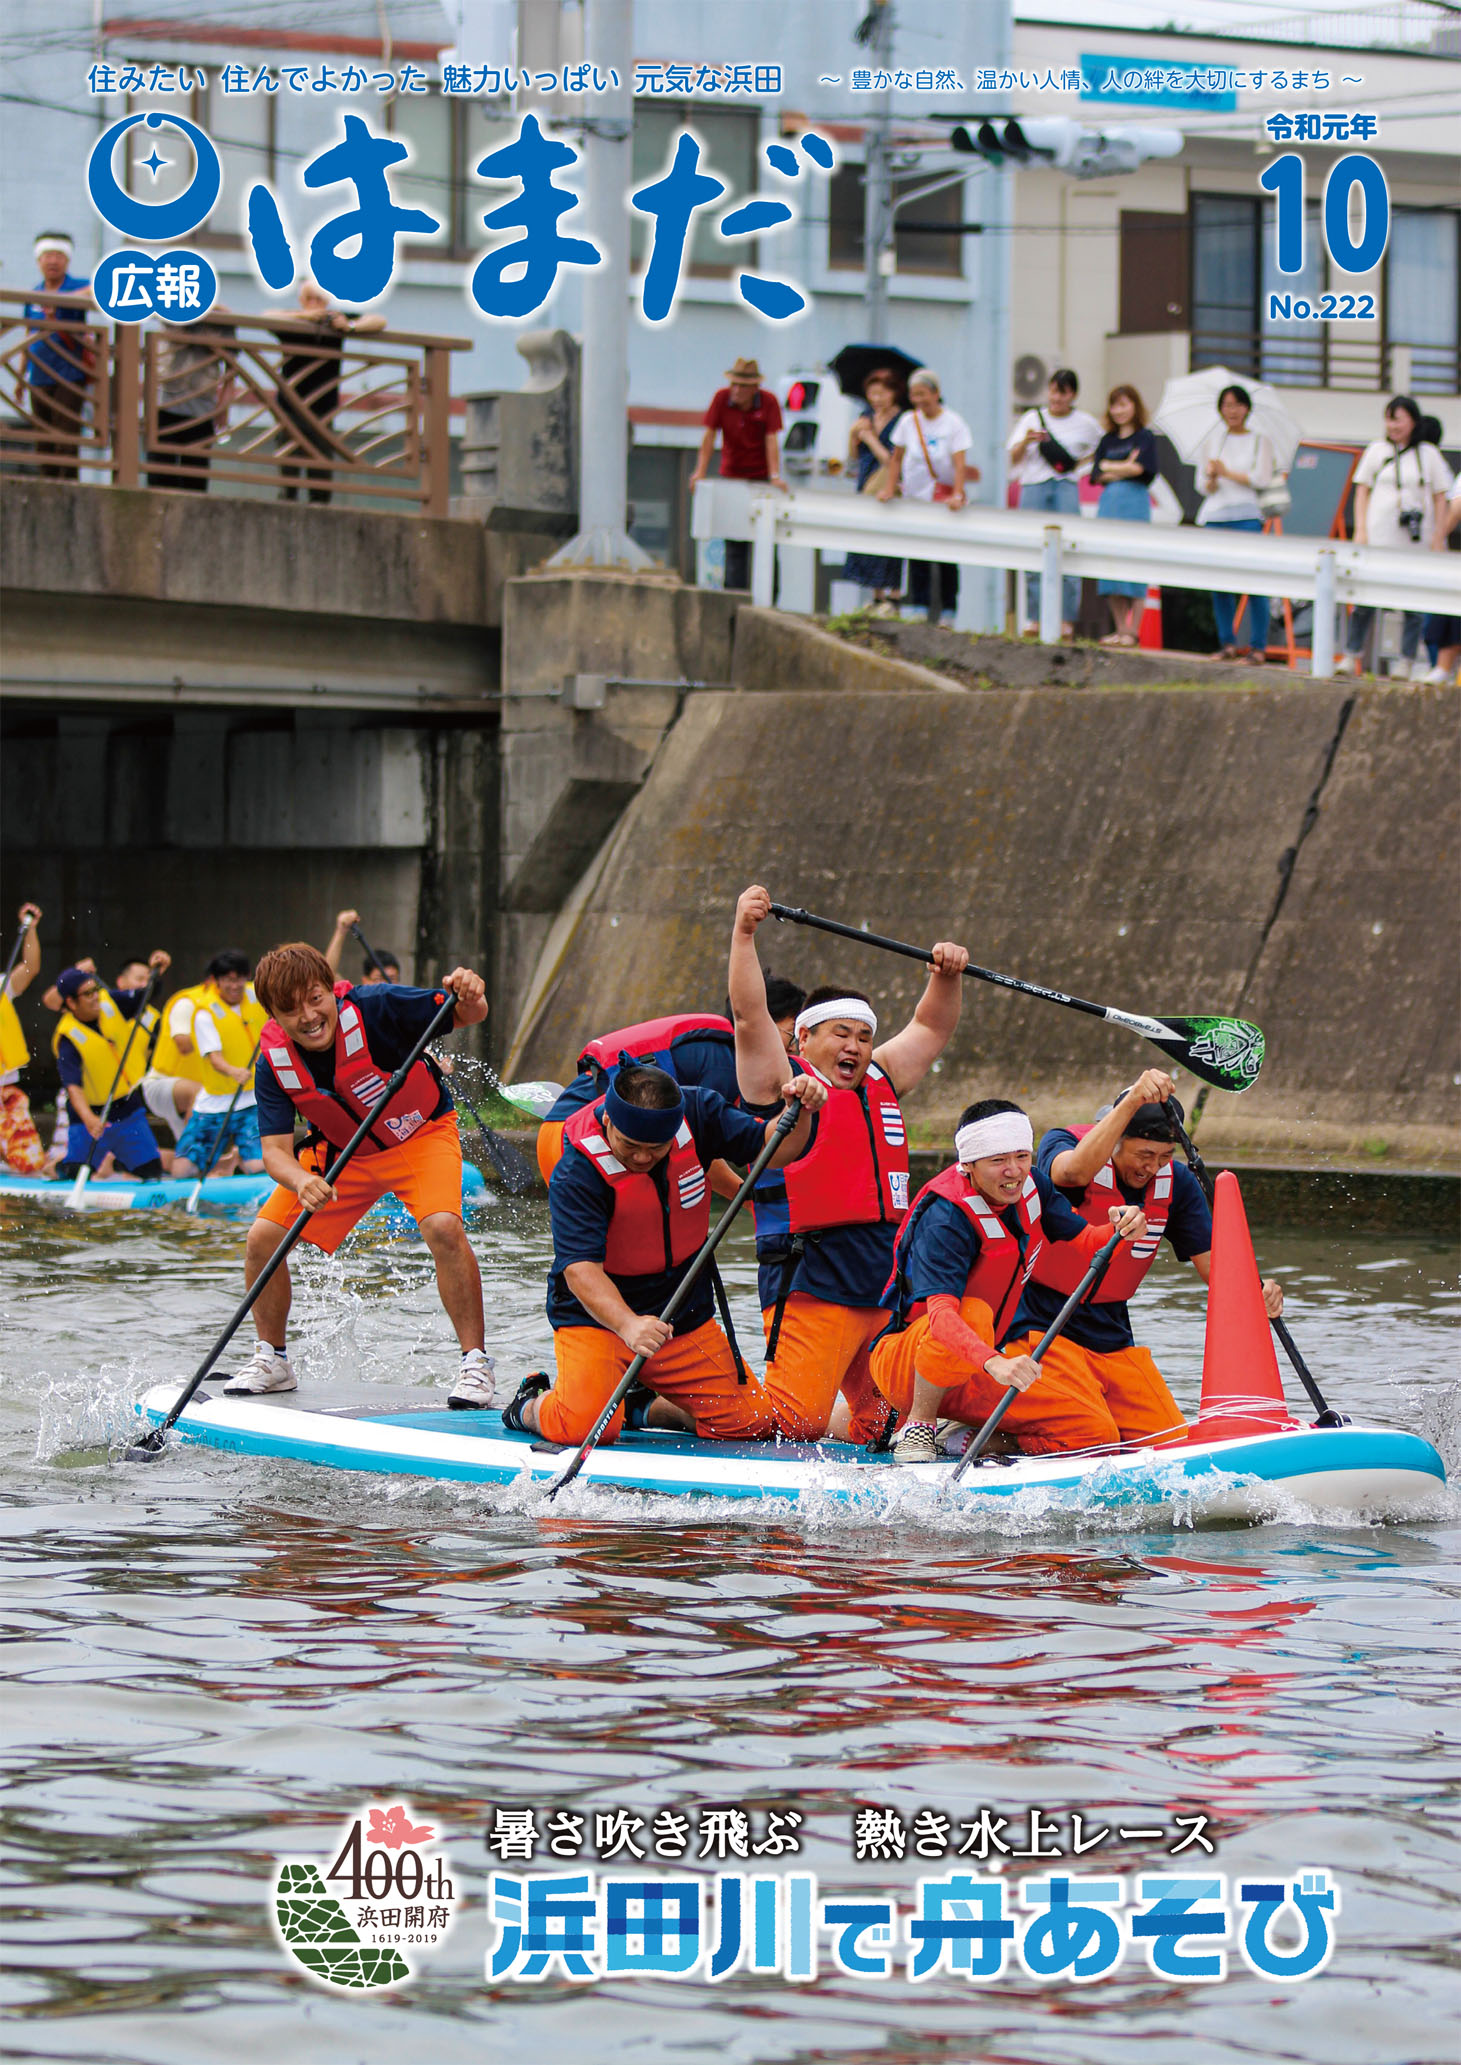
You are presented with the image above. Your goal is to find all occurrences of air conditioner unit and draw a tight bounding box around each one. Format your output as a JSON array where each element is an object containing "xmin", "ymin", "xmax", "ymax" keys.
[{"xmin": 1012, "ymin": 352, "xmax": 1059, "ymax": 405}]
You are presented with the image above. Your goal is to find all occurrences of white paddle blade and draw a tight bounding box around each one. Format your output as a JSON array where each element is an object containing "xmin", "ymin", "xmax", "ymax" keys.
[
  {"xmin": 502, "ymin": 1080, "xmax": 565, "ymax": 1119},
  {"xmin": 66, "ymin": 1168, "xmax": 91, "ymax": 1210},
  {"xmin": 184, "ymin": 1182, "xmax": 202, "ymax": 1215}
]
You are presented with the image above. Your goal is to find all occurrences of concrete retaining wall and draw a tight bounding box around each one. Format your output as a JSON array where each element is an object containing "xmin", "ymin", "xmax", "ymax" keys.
[{"xmin": 510, "ymin": 622, "xmax": 1459, "ymax": 1169}]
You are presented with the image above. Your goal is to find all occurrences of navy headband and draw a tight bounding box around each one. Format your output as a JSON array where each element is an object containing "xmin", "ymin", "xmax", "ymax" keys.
[{"xmin": 603, "ymin": 1080, "xmax": 685, "ymax": 1145}]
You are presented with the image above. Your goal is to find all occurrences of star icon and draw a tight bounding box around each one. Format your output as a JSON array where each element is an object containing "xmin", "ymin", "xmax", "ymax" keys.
[{"xmin": 142, "ymin": 148, "xmax": 168, "ymax": 176}]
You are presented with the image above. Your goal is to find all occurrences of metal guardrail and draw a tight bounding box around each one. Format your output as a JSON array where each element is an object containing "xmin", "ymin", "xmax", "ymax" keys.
[
  {"xmin": 728, "ymin": 485, "xmax": 1458, "ymax": 680},
  {"xmin": 0, "ymin": 290, "xmax": 470, "ymax": 516}
]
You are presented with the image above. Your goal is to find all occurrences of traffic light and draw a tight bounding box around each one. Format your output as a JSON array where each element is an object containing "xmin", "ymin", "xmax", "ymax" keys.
[{"xmin": 951, "ymin": 118, "xmax": 1182, "ymax": 179}]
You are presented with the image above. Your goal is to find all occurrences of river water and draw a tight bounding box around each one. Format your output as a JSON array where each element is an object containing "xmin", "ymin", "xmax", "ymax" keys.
[{"xmin": 2, "ymin": 1180, "xmax": 1458, "ymax": 2064}]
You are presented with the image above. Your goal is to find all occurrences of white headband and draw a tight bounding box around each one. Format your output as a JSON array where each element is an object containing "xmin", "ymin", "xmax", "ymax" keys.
[
  {"xmin": 795, "ymin": 996, "xmax": 878, "ymax": 1040},
  {"xmin": 34, "ymin": 238, "xmax": 74, "ymax": 259},
  {"xmin": 955, "ymin": 1112, "xmax": 1033, "ymax": 1163}
]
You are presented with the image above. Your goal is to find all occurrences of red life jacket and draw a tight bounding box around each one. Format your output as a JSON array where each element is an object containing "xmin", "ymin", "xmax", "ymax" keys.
[
  {"xmin": 1030, "ymin": 1122, "xmax": 1172, "ymax": 1302},
  {"xmin": 753, "ymin": 1060, "xmax": 908, "ymax": 1256},
  {"xmin": 885, "ymin": 1163, "xmax": 1044, "ymax": 1341},
  {"xmin": 561, "ymin": 1097, "xmax": 709, "ymax": 1277},
  {"xmin": 261, "ymin": 982, "xmax": 444, "ymax": 1155},
  {"xmin": 577, "ymin": 1012, "xmax": 732, "ymax": 1076}
]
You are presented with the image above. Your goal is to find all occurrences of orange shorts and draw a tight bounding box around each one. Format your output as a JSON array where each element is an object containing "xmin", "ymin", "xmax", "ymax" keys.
[
  {"xmin": 537, "ymin": 1119, "xmax": 567, "ymax": 1186},
  {"xmin": 256, "ymin": 1113, "xmax": 463, "ymax": 1255},
  {"xmin": 762, "ymin": 1294, "xmax": 892, "ymax": 1443},
  {"xmin": 539, "ymin": 1320, "xmax": 776, "ymax": 1447},
  {"xmin": 1001, "ymin": 1331, "xmax": 1187, "ymax": 1447},
  {"xmin": 869, "ymin": 1296, "xmax": 1127, "ymax": 1455}
]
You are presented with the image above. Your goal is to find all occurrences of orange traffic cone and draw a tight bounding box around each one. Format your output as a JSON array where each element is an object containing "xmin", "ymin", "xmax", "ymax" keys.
[
  {"xmin": 1194, "ymin": 1171, "xmax": 1294, "ymax": 1442},
  {"xmin": 1137, "ymin": 585, "xmax": 1162, "ymax": 650}
]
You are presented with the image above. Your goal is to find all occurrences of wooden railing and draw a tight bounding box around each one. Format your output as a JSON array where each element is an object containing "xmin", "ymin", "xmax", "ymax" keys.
[{"xmin": 0, "ymin": 290, "xmax": 471, "ymax": 516}]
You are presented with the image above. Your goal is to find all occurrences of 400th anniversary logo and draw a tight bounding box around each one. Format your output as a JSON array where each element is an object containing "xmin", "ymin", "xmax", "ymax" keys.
[{"xmin": 274, "ymin": 1804, "xmax": 459, "ymax": 1990}]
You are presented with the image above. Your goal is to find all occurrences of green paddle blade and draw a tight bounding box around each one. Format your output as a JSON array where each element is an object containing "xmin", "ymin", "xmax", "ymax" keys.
[{"xmin": 1154, "ymin": 1016, "xmax": 1266, "ymax": 1093}]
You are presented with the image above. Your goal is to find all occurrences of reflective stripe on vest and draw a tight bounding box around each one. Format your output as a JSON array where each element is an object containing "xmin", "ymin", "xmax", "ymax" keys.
[
  {"xmin": 1030, "ymin": 1123, "xmax": 1172, "ymax": 1303},
  {"xmin": 885, "ymin": 1163, "xmax": 1043, "ymax": 1340},
  {"xmin": 753, "ymin": 1061, "xmax": 909, "ymax": 1257},
  {"xmin": 260, "ymin": 985, "xmax": 443, "ymax": 1153},
  {"xmin": 577, "ymin": 1012, "xmax": 733, "ymax": 1078},
  {"xmin": 195, "ymin": 988, "xmax": 267, "ymax": 1099},
  {"xmin": 561, "ymin": 1098, "xmax": 709, "ymax": 1277},
  {"xmin": 52, "ymin": 1009, "xmax": 147, "ymax": 1108},
  {"xmin": 0, "ymin": 990, "xmax": 28, "ymax": 1073}
]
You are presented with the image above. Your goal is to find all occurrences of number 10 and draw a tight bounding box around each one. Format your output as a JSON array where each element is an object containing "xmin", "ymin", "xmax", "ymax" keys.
[{"xmin": 1260, "ymin": 152, "xmax": 1390, "ymax": 275}]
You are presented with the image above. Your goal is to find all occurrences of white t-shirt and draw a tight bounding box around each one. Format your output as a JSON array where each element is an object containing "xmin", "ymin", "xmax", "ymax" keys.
[
  {"xmin": 1194, "ymin": 427, "xmax": 1275, "ymax": 526},
  {"xmin": 1353, "ymin": 439, "xmax": 1454, "ymax": 549},
  {"xmin": 891, "ymin": 406, "xmax": 973, "ymax": 501},
  {"xmin": 191, "ymin": 1001, "xmax": 256, "ymax": 1114},
  {"xmin": 1007, "ymin": 405, "xmax": 1102, "ymax": 486}
]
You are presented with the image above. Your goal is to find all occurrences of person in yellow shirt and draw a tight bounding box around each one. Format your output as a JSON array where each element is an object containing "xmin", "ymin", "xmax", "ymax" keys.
[
  {"xmin": 171, "ymin": 951, "xmax": 268, "ymax": 1177},
  {"xmin": 0, "ymin": 901, "xmax": 46, "ymax": 1174},
  {"xmin": 52, "ymin": 962, "xmax": 165, "ymax": 1181}
]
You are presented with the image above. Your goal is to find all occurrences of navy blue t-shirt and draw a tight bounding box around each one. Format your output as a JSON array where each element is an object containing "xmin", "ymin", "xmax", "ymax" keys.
[
  {"xmin": 545, "ymin": 1031, "xmax": 743, "ymax": 1123},
  {"xmin": 1004, "ymin": 1127, "xmax": 1214, "ymax": 1353},
  {"xmin": 547, "ymin": 1085, "xmax": 768, "ymax": 1334},
  {"xmin": 886, "ymin": 1168, "xmax": 1098, "ymax": 1311},
  {"xmin": 55, "ymin": 1031, "xmax": 146, "ymax": 1123},
  {"xmin": 254, "ymin": 983, "xmax": 454, "ymax": 1140}
]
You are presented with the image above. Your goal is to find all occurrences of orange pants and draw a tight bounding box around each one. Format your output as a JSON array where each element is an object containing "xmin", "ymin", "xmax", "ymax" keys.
[
  {"xmin": 762, "ymin": 1294, "xmax": 892, "ymax": 1443},
  {"xmin": 0, "ymin": 1084, "xmax": 45, "ymax": 1174},
  {"xmin": 870, "ymin": 1297, "xmax": 1128, "ymax": 1455},
  {"xmin": 540, "ymin": 1320, "xmax": 776, "ymax": 1447},
  {"xmin": 537, "ymin": 1119, "xmax": 566, "ymax": 1186},
  {"xmin": 1001, "ymin": 1331, "xmax": 1187, "ymax": 1447},
  {"xmin": 256, "ymin": 1114, "xmax": 463, "ymax": 1255}
]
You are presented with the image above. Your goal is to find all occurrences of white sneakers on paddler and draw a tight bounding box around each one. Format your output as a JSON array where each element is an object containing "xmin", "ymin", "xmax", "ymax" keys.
[
  {"xmin": 222, "ymin": 1340, "xmax": 297, "ymax": 1395},
  {"xmin": 447, "ymin": 1349, "xmax": 497, "ymax": 1410}
]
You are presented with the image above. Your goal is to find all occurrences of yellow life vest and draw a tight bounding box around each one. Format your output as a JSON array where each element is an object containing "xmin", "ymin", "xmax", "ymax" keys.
[
  {"xmin": 0, "ymin": 989, "xmax": 28, "ymax": 1073},
  {"xmin": 150, "ymin": 983, "xmax": 210, "ymax": 1082},
  {"xmin": 52, "ymin": 1008, "xmax": 148, "ymax": 1108},
  {"xmin": 196, "ymin": 987, "xmax": 268, "ymax": 1098}
]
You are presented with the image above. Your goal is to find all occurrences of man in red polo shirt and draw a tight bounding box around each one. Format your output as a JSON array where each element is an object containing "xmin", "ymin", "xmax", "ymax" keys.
[{"xmin": 691, "ymin": 354, "xmax": 785, "ymax": 590}]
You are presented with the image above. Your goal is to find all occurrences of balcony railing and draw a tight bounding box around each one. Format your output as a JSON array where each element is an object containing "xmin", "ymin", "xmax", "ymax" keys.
[
  {"xmin": 1190, "ymin": 325, "xmax": 1460, "ymax": 395},
  {"xmin": 0, "ymin": 291, "xmax": 470, "ymax": 515}
]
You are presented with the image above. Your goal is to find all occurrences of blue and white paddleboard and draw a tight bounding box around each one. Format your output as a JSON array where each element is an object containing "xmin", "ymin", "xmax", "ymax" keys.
[
  {"xmin": 134, "ymin": 1384, "xmax": 1447, "ymax": 1522},
  {"xmin": 0, "ymin": 1163, "xmax": 490, "ymax": 1216}
]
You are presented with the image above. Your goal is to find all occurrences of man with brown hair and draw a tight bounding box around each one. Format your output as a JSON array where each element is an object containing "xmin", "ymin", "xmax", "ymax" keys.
[{"xmin": 229, "ymin": 943, "xmax": 493, "ymax": 1406}]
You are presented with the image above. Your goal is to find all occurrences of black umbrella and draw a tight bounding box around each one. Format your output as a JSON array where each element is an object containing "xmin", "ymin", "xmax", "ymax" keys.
[{"xmin": 828, "ymin": 343, "xmax": 923, "ymax": 400}]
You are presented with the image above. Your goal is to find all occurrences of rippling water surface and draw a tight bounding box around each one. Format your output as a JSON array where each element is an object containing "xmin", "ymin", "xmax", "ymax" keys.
[{"xmin": 2, "ymin": 1182, "xmax": 1458, "ymax": 2064}]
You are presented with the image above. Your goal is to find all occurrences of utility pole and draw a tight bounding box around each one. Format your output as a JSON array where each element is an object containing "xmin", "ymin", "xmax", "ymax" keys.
[
  {"xmin": 860, "ymin": 0, "xmax": 895, "ymax": 343},
  {"xmin": 549, "ymin": 0, "xmax": 650, "ymax": 569}
]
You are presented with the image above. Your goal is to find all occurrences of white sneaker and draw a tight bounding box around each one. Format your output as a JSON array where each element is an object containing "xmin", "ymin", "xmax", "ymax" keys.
[
  {"xmin": 222, "ymin": 1340, "xmax": 297, "ymax": 1395},
  {"xmin": 448, "ymin": 1350, "xmax": 497, "ymax": 1410},
  {"xmin": 892, "ymin": 1419, "xmax": 943, "ymax": 1465},
  {"xmin": 1417, "ymin": 663, "xmax": 1454, "ymax": 685},
  {"xmin": 1333, "ymin": 654, "xmax": 1361, "ymax": 676}
]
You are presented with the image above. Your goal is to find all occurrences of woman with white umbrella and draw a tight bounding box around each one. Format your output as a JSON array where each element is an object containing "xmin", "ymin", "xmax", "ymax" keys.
[{"xmin": 1193, "ymin": 383, "xmax": 1277, "ymax": 662}]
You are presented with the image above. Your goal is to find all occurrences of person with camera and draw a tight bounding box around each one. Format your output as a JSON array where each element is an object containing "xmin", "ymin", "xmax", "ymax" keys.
[
  {"xmin": 1007, "ymin": 369, "xmax": 1102, "ymax": 639},
  {"xmin": 1336, "ymin": 396, "xmax": 1454, "ymax": 679}
]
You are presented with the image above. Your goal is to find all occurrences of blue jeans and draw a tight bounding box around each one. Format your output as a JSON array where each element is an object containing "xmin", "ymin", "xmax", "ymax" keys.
[
  {"xmin": 1207, "ymin": 518, "xmax": 1270, "ymax": 653},
  {"xmin": 1021, "ymin": 476, "xmax": 1082, "ymax": 626}
]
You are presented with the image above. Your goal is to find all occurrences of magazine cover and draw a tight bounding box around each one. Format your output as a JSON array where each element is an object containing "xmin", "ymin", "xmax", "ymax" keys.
[{"xmin": 1, "ymin": 2, "xmax": 1458, "ymax": 2059}]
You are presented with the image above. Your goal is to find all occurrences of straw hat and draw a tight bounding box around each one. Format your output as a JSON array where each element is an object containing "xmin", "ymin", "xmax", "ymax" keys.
[{"xmin": 725, "ymin": 356, "xmax": 764, "ymax": 382}]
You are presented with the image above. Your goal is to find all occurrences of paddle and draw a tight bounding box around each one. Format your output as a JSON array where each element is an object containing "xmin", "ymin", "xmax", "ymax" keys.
[
  {"xmin": 1165, "ymin": 1105, "xmax": 1344, "ymax": 1426},
  {"xmin": 946, "ymin": 1229, "xmax": 1124, "ymax": 1486},
  {"xmin": 0, "ymin": 910, "xmax": 34, "ymax": 1006},
  {"xmin": 182, "ymin": 1029, "xmax": 264, "ymax": 1214},
  {"xmin": 768, "ymin": 903, "xmax": 1266, "ymax": 1095},
  {"xmin": 544, "ymin": 1099, "xmax": 803, "ymax": 1499},
  {"xmin": 126, "ymin": 989, "xmax": 460, "ymax": 1459},
  {"xmin": 350, "ymin": 920, "xmax": 539, "ymax": 1196},
  {"xmin": 66, "ymin": 966, "xmax": 162, "ymax": 1210}
]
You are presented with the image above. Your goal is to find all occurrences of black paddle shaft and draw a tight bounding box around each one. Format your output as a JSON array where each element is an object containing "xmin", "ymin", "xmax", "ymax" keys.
[
  {"xmin": 545, "ymin": 1101, "xmax": 803, "ymax": 1498},
  {"xmin": 133, "ymin": 990, "xmax": 459, "ymax": 1452},
  {"xmin": 947, "ymin": 1230, "xmax": 1124, "ymax": 1486},
  {"xmin": 0, "ymin": 914, "xmax": 33, "ymax": 1001},
  {"xmin": 769, "ymin": 903, "xmax": 1109, "ymax": 1020},
  {"xmin": 192, "ymin": 1029, "xmax": 264, "ymax": 1189},
  {"xmin": 1166, "ymin": 1109, "xmax": 1342, "ymax": 1425},
  {"xmin": 80, "ymin": 965, "xmax": 163, "ymax": 1173}
]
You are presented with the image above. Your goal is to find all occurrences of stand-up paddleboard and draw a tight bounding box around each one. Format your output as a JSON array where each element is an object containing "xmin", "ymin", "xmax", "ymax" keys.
[
  {"xmin": 0, "ymin": 1162, "xmax": 490, "ymax": 1216},
  {"xmin": 133, "ymin": 1383, "xmax": 1447, "ymax": 1522}
]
